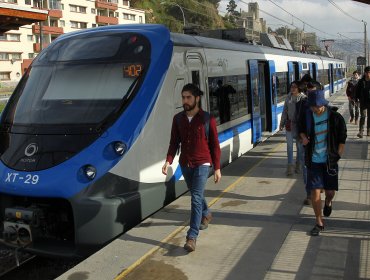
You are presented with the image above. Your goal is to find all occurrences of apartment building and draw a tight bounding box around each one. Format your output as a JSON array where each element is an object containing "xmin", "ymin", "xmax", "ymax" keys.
[
  {"xmin": 0, "ymin": 0, "xmax": 145, "ymax": 85},
  {"xmin": 237, "ymin": 2, "xmax": 267, "ymax": 43}
]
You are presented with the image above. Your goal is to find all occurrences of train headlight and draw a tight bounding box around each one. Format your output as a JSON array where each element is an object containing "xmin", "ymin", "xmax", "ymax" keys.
[
  {"xmin": 18, "ymin": 227, "xmax": 31, "ymax": 244},
  {"xmin": 3, "ymin": 225, "xmax": 17, "ymax": 242},
  {"xmin": 114, "ymin": 141, "xmax": 127, "ymax": 156},
  {"xmin": 83, "ymin": 165, "xmax": 97, "ymax": 180}
]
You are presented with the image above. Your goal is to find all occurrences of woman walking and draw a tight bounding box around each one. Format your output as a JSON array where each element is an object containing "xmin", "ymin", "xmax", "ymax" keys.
[{"xmin": 280, "ymin": 81, "xmax": 306, "ymax": 176}]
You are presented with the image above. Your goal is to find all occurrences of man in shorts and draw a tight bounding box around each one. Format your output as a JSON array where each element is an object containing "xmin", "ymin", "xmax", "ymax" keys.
[{"xmin": 299, "ymin": 85, "xmax": 347, "ymax": 236}]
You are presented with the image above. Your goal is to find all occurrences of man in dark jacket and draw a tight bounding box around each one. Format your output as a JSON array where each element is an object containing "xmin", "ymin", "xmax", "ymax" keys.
[
  {"xmin": 355, "ymin": 66, "xmax": 370, "ymax": 137},
  {"xmin": 346, "ymin": 70, "xmax": 360, "ymax": 124},
  {"xmin": 299, "ymin": 89, "xmax": 347, "ymax": 236}
]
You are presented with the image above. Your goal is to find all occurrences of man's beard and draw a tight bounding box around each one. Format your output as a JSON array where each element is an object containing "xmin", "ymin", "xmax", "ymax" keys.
[{"xmin": 183, "ymin": 101, "xmax": 197, "ymax": 111}]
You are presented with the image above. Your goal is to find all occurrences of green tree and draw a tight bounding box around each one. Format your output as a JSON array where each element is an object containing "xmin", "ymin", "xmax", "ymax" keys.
[
  {"xmin": 226, "ymin": 0, "xmax": 239, "ymax": 25},
  {"xmin": 131, "ymin": 0, "xmax": 225, "ymax": 33},
  {"xmin": 226, "ymin": 0, "xmax": 237, "ymax": 14},
  {"xmin": 275, "ymin": 26, "xmax": 290, "ymax": 38}
]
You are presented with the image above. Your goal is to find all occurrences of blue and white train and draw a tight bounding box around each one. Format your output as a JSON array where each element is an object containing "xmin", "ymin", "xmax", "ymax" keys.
[{"xmin": 0, "ymin": 24, "xmax": 346, "ymax": 257}]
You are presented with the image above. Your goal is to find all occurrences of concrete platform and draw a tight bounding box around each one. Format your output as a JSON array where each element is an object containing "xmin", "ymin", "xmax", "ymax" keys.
[{"xmin": 58, "ymin": 89, "xmax": 370, "ymax": 280}]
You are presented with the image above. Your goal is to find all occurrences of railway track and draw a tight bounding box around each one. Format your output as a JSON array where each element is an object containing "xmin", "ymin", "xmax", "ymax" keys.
[
  {"xmin": 0, "ymin": 245, "xmax": 35, "ymax": 278},
  {"xmin": 0, "ymin": 244, "xmax": 81, "ymax": 280}
]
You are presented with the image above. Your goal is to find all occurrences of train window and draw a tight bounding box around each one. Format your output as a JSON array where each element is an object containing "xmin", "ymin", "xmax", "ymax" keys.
[
  {"xmin": 50, "ymin": 36, "xmax": 122, "ymax": 61},
  {"xmin": 174, "ymin": 79, "xmax": 185, "ymax": 112},
  {"xmin": 191, "ymin": 71, "xmax": 200, "ymax": 88},
  {"xmin": 275, "ymin": 72, "xmax": 288, "ymax": 103},
  {"xmin": 6, "ymin": 62, "xmax": 146, "ymax": 126},
  {"xmin": 35, "ymin": 33, "xmax": 151, "ymax": 63},
  {"xmin": 302, "ymin": 63, "xmax": 308, "ymax": 70},
  {"xmin": 318, "ymin": 69, "xmax": 328, "ymax": 86},
  {"xmin": 208, "ymin": 75, "xmax": 248, "ymax": 125},
  {"xmin": 42, "ymin": 64, "xmax": 136, "ymax": 100}
]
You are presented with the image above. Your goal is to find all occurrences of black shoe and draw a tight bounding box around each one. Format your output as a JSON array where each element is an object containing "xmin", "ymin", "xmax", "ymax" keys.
[
  {"xmin": 357, "ymin": 131, "xmax": 363, "ymax": 138},
  {"xmin": 310, "ymin": 224, "xmax": 324, "ymax": 236},
  {"xmin": 323, "ymin": 202, "xmax": 332, "ymax": 217}
]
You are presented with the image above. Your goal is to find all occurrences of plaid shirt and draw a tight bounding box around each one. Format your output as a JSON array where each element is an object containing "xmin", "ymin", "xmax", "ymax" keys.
[{"xmin": 166, "ymin": 109, "xmax": 221, "ymax": 170}]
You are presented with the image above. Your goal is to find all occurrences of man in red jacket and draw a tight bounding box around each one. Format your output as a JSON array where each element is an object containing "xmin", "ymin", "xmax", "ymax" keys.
[{"xmin": 162, "ymin": 83, "xmax": 221, "ymax": 252}]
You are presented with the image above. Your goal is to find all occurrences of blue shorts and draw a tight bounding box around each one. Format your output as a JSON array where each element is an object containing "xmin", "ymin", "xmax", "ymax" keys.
[{"xmin": 307, "ymin": 162, "xmax": 338, "ymax": 191}]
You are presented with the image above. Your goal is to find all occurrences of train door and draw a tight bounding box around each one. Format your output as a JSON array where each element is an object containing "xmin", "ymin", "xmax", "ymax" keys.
[
  {"xmin": 309, "ymin": 62, "xmax": 318, "ymax": 80},
  {"xmin": 186, "ymin": 52, "xmax": 208, "ymax": 111},
  {"xmin": 248, "ymin": 60, "xmax": 261, "ymax": 143},
  {"xmin": 287, "ymin": 61, "xmax": 300, "ymax": 83},
  {"xmin": 258, "ymin": 63, "xmax": 266, "ymax": 131},
  {"xmin": 334, "ymin": 64, "xmax": 338, "ymax": 92},
  {"xmin": 336, "ymin": 63, "xmax": 341, "ymax": 90},
  {"xmin": 268, "ymin": 60, "xmax": 278, "ymax": 131},
  {"xmin": 297, "ymin": 62, "xmax": 303, "ymax": 79},
  {"xmin": 248, "ymin": 60, "xmax": 273, "ymax": 143},
  {"xmin": 328, "ymin": 63, "xmax": 334, "ymax": 95}
]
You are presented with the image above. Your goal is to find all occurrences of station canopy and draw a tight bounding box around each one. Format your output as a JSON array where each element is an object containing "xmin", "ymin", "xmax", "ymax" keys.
[{"xmin": 0, "ymin": 3, "xmax": 48, "ymax": 34}]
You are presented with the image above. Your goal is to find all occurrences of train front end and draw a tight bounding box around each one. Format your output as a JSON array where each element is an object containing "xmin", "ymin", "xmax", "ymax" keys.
[{"xmin": 0, "ymin": 24, "xmax": 173, "ymax": 257}]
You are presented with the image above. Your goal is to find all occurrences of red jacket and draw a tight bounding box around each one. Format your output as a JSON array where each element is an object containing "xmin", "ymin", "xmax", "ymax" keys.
[{"xmin": 166, "ymin": 109, "xmax": 221, "ymax": 170}]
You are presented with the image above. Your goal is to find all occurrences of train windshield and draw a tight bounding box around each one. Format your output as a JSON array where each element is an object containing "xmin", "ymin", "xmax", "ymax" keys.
[{"xmin": 1, "ymin": 32, "xmax": 151, "ymax": 132}]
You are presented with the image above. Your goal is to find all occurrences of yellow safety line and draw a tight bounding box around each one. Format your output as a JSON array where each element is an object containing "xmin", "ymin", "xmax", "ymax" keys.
[{"xmin": 115, "ymin": 142, "xmax": 284, "ymax": 279}]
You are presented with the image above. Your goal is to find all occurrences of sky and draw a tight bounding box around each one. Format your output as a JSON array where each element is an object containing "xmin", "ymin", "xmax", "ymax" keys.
[{"xmin": 218, "ymin": 0, "xmax": 369, "ymax": 54}]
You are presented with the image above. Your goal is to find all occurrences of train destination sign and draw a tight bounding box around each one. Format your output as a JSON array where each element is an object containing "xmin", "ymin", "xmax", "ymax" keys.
[{"xmin": 123, "ymin": 63, "xmax": 142, "ymax": 78}]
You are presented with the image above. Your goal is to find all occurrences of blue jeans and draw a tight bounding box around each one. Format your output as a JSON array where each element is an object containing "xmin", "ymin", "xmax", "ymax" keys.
[
  {"xmin": 286, "ymin": 131, "xmax": 304, "ymax": 165},
  {"xmin": 286, "ymin": 131, "xmax": 309, "ymax": 195},
  {"xmin": 181, "ymin": 165, "xmax": 210, "ymax": 239}
]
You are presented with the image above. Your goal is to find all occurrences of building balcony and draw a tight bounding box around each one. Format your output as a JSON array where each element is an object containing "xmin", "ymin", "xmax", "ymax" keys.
[
  {"xmin": 95, "ymin": 0, "xmax": 118, "ymax": 11},
  {"xmin": 96, "ymin": 15, "xmax": 118, "ymax": 25},
  {"xmin": 22, "ymin": 59, "xmax": 33, "ymax": 74},
  {"xmin": 33, "ymin": 42, "xmax": 50, "ymax": 52},
  {"xmin": 32, "ymin": 24, "xmax": 64, "ymax": 35},
  {"xmin": 48, "ymin": 9, "xmax": 62, "ymax": 18}
]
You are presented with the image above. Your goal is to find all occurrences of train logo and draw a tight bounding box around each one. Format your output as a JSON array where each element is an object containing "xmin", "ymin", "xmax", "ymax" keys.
[{"xmin": 24, "ymin": 143, "xmax": 38, "ymax": 157}]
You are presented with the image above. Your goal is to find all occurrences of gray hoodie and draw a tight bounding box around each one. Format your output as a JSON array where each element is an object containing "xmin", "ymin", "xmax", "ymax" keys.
[{"xmin": 280, "ymin": 92, "xmax": 307, "ymax": 138}]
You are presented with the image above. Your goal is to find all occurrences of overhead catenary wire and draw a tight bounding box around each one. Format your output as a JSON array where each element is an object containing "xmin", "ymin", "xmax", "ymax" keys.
[
  {"xmin": 327, "ymin": 0, "xmax": 362, "ymax": 23},
  {"xmin": 326, "ymin": 0, "xmax": 368, "ymax": 56},
  {"xmin": 193, "ymin": 0, "xmax": 358, "ymax": 54},
  {"xmin": 235, "ymin": 0, "xmax": 365, "ymax": 53},
  {"xmin": 14, "ymin": 0, "xmax": 365, "ymax": 54},
  {"xmin": 239, "ymin": 0, "xmax": 338, "ymax": 39}
]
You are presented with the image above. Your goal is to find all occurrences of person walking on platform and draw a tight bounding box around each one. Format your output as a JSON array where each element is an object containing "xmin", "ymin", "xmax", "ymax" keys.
[
  {"xmin": 346, "ymin": 70, "xmax": 360, "ymax": 124},
  {"xmin": 280, "ymin": 81, "xmax": 306, "ymax": 177},
  {"xmin": 299, "ymin": 86, "xmax": 347, "ymax": 236},
  {"xmin": 300, "ymin": 74, "xmax": 313, "ymax": 94},
  {"xmin": 162, "ymin": 83, "xmax": 221, "ymax": 252},
  {"xmin": 296, "ymin": 80, "xmax": 322, "ymax": 205},
  {"xmin": 356, "ymin": 66, "xmax": 370, "ymax": 138}
]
